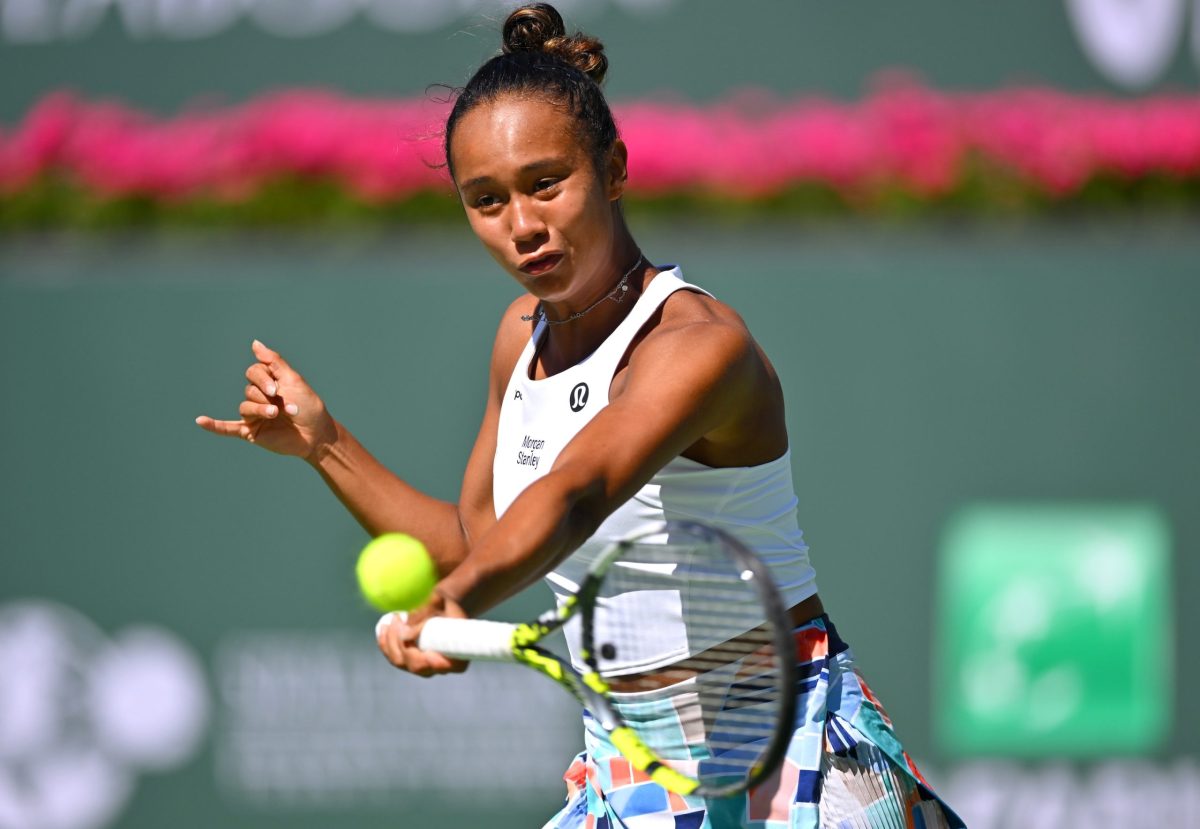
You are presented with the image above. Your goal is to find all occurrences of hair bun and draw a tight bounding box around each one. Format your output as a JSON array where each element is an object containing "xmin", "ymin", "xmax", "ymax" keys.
[
  {"xmin": 502, "ymin": 3, "xmax": 608, "ymax": 85},
  {"xmin": 502, "ymin": 4, "xmax": 565, "ymax": 52}
]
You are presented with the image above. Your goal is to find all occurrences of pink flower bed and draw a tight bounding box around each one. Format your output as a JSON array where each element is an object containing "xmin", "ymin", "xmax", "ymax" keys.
[
  {"xmin": 0, "ymin": 91, "xmax": 451, "ymax": 202},
  {"xmin": 2, "ymin": 83, "xmax": 1198, "ymax": 215}
]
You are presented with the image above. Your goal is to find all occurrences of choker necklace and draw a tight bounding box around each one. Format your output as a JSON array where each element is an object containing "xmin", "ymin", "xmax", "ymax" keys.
[{"xmin": 521, "ymin": 255, "xmax": 645, "ymax": 326}]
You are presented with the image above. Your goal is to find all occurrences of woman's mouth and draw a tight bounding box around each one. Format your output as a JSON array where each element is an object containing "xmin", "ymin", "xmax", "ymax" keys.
[{"xmin": 518, "ymin": 253, "xmax": 563, "ymax": 276}]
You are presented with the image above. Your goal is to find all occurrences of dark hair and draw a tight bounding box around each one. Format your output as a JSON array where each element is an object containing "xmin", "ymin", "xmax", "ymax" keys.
[{"xmin": 443, "ymin": 3, "xmax": 617, "ymax": 178}]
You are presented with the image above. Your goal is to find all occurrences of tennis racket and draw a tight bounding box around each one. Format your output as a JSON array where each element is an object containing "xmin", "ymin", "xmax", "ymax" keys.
[{"xmin": 409, "ymin": 520, "xmax": 798, "ymax": 798}]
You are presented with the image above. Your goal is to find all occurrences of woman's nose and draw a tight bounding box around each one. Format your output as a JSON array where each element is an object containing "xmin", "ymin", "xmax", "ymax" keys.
[{"xmin": 509, "ymin": 197, "xmax": 547, "ymax": 243}]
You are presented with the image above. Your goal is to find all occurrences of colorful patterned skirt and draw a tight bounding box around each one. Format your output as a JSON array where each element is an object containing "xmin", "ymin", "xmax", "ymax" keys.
[{"xmin": 542, "ymin": 615, "xmax": 964, "ymax": 829}]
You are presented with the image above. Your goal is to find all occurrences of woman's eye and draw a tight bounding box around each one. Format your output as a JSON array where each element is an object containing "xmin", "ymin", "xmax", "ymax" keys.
[
  {"xmin": 474, "ymin": 194, "xmax": 499, "ymax": 209},
  {"xmin": 534, "ymin": 178, "xmax": 560, "ymax": 193}
]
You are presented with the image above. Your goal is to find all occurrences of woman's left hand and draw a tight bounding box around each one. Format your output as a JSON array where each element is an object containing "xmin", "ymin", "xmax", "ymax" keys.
[{"xmin": 376, "ymin": 592, "xmax": 471, "ymax": 677}]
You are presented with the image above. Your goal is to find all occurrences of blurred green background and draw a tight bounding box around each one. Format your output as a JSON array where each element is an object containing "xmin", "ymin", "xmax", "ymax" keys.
[
  {"xmin": 4, "ymin": 218, "xmax": 1197, "ymax": 827},
  {"xmin": 3, "ymin": 0, "xmax": 1197, "ymax": 121},
  {"xmin": 2, "ymin": 1, "xmax": 1198, "ymax": 827}
]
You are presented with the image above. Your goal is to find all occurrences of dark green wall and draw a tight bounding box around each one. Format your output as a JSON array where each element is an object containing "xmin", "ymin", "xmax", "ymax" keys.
[
  {"xmin": 3, "ymin": 0, "xmax": 1197, "ymax": 120},
  {"xmin": 2, "ymin": 217, "xmax": 1197, "ymax": 826}
]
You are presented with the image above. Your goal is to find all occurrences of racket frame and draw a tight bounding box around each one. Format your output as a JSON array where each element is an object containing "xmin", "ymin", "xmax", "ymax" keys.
[
  {"xmin": 577, "ymin": 520, "xmax": 798, "ymax": 798},
  {"xmin": 421, "ymin": 519, "xmax": 799, "ymax": 799}
]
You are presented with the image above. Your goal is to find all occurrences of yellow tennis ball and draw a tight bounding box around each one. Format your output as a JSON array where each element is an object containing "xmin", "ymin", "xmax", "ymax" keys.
[{"xmin": 355, "ymin": 533, "xmax": 437, "ymax": 612}]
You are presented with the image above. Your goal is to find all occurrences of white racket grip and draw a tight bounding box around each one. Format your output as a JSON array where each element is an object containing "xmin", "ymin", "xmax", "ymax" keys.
[{"xmin": 417, "ymin": 617, "xmax": 518, "ymax": 662}]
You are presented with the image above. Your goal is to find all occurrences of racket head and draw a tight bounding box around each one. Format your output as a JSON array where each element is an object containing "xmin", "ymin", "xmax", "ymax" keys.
[{"xmin": 578, "ymin": 520, "xmax": 799, "ymax": 798}]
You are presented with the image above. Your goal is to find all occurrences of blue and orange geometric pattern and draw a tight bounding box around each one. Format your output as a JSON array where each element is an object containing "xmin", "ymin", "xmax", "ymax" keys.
[{"xmin": 543, "ymin": 616, "xmax": 963, "ymax": 829}]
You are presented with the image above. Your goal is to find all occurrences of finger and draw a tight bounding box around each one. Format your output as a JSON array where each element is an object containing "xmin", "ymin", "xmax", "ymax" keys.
[
  {"xmin": 244, "ymin": 384, "xmax": 269, "ymax": 404},
  {"xmin": 245, "ymin": 379, "xmax": 298, "ymax": 416},
  {"xmin": 438, "ymin": 653, "xmax": 469, "ymax": 674},
  {"xmin": 239, "ymin": 400, "xmax": 279, "ymax": 419},
  {"xmin": 245, "ymin": 364, "xmax": 279, "ymax": 398},
  {"xmin": 375, "ymin": 611, "xmax": 406, "ymax": 642},
  {"xmin": 392, "ymin": 623, "xmax": 465, "ymax": 675},
  {"xmin": 405, "ymin": 648, "xmax": 461, "ymax": 678},
  {"xmin": 422, "ymin": 651, "xmax": 468, "ymax": 675},
  {"xmin": 383, "ymin": 615, "xmax": 419, "ymax": 654},
  {"xmin": 377, "ymin": 618, "xmax": 461, "ymax": 675},
  {"xmin": 252, "ymin": 339, "xmax": 293, "ymax": 377},
  {"xmin": 194, "ymin": 416, "xmax": 248, "ymax": 438},
  {"xmin": 377, "ymin": 619, "xmax": 411, "ymax": 668}
]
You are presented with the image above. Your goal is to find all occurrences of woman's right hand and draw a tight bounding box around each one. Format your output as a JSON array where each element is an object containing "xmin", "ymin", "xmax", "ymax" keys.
[{"xmin": 195, "ymin": 339, "xmax": 337, "ymax": 463}]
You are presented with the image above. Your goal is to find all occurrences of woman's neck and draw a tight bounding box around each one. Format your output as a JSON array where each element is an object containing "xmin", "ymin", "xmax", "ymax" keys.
[{"xmin": 534, "ymin": 230, "xmax": 657, "ymax": 376}]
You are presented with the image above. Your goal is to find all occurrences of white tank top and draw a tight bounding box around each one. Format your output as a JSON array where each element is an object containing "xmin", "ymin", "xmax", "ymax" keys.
[{"xmin": 492, "ymin": 267, "xmax": 818, "ymax": 674}]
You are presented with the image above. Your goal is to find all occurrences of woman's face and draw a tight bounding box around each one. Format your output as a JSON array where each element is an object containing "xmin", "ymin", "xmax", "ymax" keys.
[{"xmin": 449, "ymin": 94, "xmax": 626, "ymax": 306}]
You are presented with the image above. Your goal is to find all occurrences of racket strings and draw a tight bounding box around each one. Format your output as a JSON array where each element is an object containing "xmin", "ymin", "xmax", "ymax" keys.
[{"xmin": 591, "ymin": 535, "xmax": 791, "ymax": 787}]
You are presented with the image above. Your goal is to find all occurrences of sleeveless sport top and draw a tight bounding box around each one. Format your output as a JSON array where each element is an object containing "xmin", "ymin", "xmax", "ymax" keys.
[{"xmin": 492, "ymin": 267, "xmax": 818, "ymax": 674}]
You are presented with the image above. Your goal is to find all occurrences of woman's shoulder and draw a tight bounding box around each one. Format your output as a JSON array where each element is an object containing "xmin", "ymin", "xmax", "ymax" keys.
[
  {"xmin": 652, "ymin": 278, "xmax": 751, "ymax": 345},
  {"xmin": 488, "ymin": 294, "xmax": 540, "ymax": 384},
  {"xmin": 626, "ymin": 281, "xmax": 756, "ymax": 377},
  {"xmin": 497, "ymin": 292, "xmax": 541, "ymax": 333}
]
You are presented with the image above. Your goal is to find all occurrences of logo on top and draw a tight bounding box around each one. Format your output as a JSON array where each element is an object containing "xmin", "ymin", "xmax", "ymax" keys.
[{"xmin": 569, "ymin": 383, "xmax": 589, "ymax": 412}]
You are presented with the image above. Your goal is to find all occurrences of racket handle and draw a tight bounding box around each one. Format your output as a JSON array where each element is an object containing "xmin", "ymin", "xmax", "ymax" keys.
[{"xmin": 416, "ymin": 617, "xmax": 518, "ymax": 662}]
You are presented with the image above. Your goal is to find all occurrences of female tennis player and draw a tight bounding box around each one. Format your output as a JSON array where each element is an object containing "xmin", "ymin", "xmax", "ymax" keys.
[{"xmin": 197, "ymin": 5, "xmax": 960, "ymax": 826}]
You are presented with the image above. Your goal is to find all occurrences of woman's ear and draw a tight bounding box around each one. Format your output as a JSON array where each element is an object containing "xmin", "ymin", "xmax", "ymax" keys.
[{"xmin": 607, "ymin": 140, "xmax": 629, "ymax": 201}]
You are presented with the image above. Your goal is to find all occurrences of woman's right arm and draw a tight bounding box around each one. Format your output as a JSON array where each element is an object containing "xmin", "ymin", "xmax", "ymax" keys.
[{"xmin": 195, "ymin": 308, "xmax": 528, "ymax": 576}]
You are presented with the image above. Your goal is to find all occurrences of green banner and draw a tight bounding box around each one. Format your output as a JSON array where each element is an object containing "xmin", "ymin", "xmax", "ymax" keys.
[{"xmin": 937, "ymin": 503, "xmax": 1172, "ymax": 757}]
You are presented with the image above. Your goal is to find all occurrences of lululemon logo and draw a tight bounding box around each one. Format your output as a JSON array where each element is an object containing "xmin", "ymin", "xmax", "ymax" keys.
[{"xmin": 569, "ymin": 383, "xmax": 589, "ymax": 412}]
